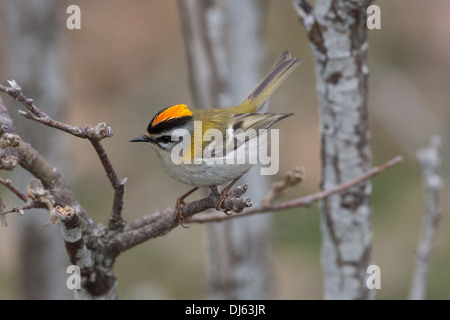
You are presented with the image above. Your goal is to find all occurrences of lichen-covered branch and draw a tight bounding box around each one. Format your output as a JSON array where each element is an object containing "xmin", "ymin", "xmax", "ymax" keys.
[{"xmin": 55, "ymin": 205, "xmax": 117, "ymax": 300}]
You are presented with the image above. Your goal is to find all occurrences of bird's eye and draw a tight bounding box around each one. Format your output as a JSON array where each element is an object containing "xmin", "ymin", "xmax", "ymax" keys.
[{"xmin": 158, "ymin": 136, "xmax": 172, "ymax": 144}]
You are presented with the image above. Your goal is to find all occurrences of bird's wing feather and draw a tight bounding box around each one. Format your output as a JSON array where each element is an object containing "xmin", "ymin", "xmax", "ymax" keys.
[{"xmin": 201, "ymin": 113, "xmax": 293, "ymax": 160}]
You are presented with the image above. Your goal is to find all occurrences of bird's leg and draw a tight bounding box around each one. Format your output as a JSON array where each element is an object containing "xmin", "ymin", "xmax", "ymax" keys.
[
  {"xmin": 176, "ymin": 186, "xmax": 199, "ymax": 227},
  {"xmin": 215, "ymin": 175, "xmax": 243, "ymax": 213}
]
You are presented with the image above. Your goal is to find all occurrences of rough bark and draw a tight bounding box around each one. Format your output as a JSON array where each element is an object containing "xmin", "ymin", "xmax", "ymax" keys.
[
  {"xmin": 409, "ymin": 136, "xmax": 442, "ymax": 300},
  {"xmin": 292, "ymin": 0, "xmax": 374, "ymax": 299}
]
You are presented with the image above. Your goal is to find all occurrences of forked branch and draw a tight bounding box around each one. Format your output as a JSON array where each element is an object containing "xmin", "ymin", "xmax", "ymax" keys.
[
  {"xmin": 0, "ymin": 80, "xmax": 125, "ymax": 230},
  {"xmin": 0, "ymin": 79, "xmax": 403, "ymax": 299}
]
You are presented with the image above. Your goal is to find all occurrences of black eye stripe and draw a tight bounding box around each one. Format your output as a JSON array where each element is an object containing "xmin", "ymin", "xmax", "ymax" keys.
[{"xmin": 157, "ymin": 136, "xmax": 171, "ymax": 143}]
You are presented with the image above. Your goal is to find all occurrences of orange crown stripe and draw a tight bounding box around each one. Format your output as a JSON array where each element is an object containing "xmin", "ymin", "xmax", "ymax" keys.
[{"xmin": 152, "ymin": 104, "xmax": 193, "ymax": 126}]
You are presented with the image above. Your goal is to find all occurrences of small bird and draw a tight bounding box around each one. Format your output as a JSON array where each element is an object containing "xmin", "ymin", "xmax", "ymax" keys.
[{"xmin": 130, "ymin": 50, "xmax": 303, "ymax": 223}]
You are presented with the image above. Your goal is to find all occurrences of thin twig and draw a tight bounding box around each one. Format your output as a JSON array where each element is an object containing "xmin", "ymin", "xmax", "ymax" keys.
[
  {"xmin": 0, "ymin": 80, "xmax": 43, "ymax": 117},
  {"xmin": 110, "ymin": 155, "xmax": 403, "ymax": 254},
  {"xmin": 89, "ymin": 140, "xmax": 126, "ymax": 230},
  {"xmin": 0, "ymin": 80, "xmax": 117, "ymax": 297},
  {"xmin": 262, "ymin": 166, "xmax": 303, "ymax": 207},
  {"xmin": 0, "ymin": 177, "xmax": 28, "ymax": 202},
  {"xmin": 188, "ymin": 155, "xmax": 403, "ymax": 223},
  {"xmin": 0, "ymin": 193, "xmax": 6, "ymax": 227},
  {"xmin": 18, "ymin": 110, "xmax": 113, "ymax": 140},
  {"xmin": 0, "ymin": 79, "xmax": 126, "ymax": 230},
  {"xmin": 0, "ymin": 95, "xmax": 95, "ymax": 231},
  {"xmin": 0, "ymin": 177, "xmax": 43, "ymax": 216},
  {"xmin": 2, "ymin": 200, "xmax": 40, "ymax": 215},
  {"xmin": 0, "ymin": 80, "xmax": 113, "ymax": 141},
  {"xmin": 409, "ymin": 136, "xmax": 442, "ymax": 300}
]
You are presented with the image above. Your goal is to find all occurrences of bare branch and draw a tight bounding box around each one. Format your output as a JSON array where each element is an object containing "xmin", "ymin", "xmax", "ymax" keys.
[
  {"xmin": 1, "ymin": 79, "xmax": 125, "ymax": 297},
  {"xmin": 54, "ymin": 205, "xmax": 117, "ymax": 299},
  {"xmin": 0, "ymin": 194, "xmax": 6, "ymax": 227},
  {"xmin": 0, "ymin": 99, "xmax": 95, "ymax": 232},
  {"xmin": 0, "ymin": 80, "xmax": 43, "ymax": 117},
  {"xmin": 220, "ymin": 184, "xmax": 252, "ymax": 214},
  {"xmin": 409, "ymin": 136, "xmax": 443, "ymax": 300},
  {"xmin": 109, "ymin": 184, "xmax": 252, "ymax": 253},
  {"xmin": 19, "ymin": 109, "xmax": 113, "ymax": 140},
  {"xmin": 1, "ymin": 80, "xmax": 126, "ymax": 230},
  {"xmin": 0, "ymin": 80, "xmax": 113, "ymax": 141},
  {"xmin": 125, "ymin": 209, "xmax": 169, "ymax": 231},
  {"xmin": 89, "ymin": 140, "xmax": 126, "ymax": 231},
  {"xmin": 188, "ymin": 155, "xmax": 403, "ymax": 223},
  {"xmin": 0, "ymin": 178, "xmax": 45, "ymax": 218},
  {"xmin": 109, "ymin": 155, "xmax": 402, "ymax": 255},
  {"xmin": 0, "ymin": 151, "xmax": 18, "ymax": 171},
  {"xmin": 26, "ymin": 179, "xmax": 60, "ymax": 225},
  {"xmin": 0, "ymin": 178, "xmax": 62, "ymax": 224},
  {"xmin": 0, "ymin": 75, "xmax": 401, "ymax": 299},
  {"xmin": 262, "ymin": 166, "xmax": 303, "ymax": 208},
  {"xmin": 2, "ymin": 201, "xmax": 39, "ymax": 216},
  {"xmin": 0, "ymin": 132, "xmax": 20, "ymax": 148},
  {"xmin": 0, "ymin": 177, "xmax": 28, "ymax": 202},
  {"xmin": 55, "ymin": 205, "xmax": 92, "ymax": 265},
  {"xmin": 291, "ymin": 0, "xmax": 316, "ymax": 31},
  {"xmin": 0, "ymin": 131, "xmax": 20, "ymax": 171}
]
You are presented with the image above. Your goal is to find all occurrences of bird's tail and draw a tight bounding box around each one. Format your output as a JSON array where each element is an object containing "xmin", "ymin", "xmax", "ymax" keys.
[{"xmin": 243, "ymin": 50, "xmax": 303, "ymax": 113}]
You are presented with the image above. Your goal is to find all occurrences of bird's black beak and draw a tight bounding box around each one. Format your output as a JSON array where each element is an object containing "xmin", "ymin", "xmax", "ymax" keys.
[{"xmin": 129, "ymin": 135, "xmax": 152, "ymax": 143}]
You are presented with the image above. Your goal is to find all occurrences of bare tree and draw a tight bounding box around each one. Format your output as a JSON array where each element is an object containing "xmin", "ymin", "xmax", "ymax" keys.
[
  {"xmin": 220, "ymin": 0, "xmax": 272, "ymax": 300},
  {"xmin": 0, "ymin": 1, "xmax": 405, "ymax": 300},
  {"xmin": 409, "ymin": 136, "xmax": 442, "ymax": 300},
  {"xmin": 292, "ymin": 0, "xmax": 374, "ymax": 299},
  {"xmin": 0, "ymin": 80, "xmax": 400, "ymax": 299},
  {"xmin": 179, "ymin": 0, "xmax": 273, "ymax": 299},
  {"xmin": 2, "ymin": 0, "xmax": 68, "ymax": 299}
]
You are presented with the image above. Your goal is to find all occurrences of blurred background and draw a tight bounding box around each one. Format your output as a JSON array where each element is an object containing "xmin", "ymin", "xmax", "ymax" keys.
[{"xmin": 0, "ymin": 0, "xmax": 449, "ymax": 299}]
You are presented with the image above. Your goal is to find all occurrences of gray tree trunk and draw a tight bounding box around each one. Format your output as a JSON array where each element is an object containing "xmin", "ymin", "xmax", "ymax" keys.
[
  {"xmin": 179, "ymin": 0, "xmax": 272, "ymax": 299},
  {"xmin": 209, "ymin": 0, "xmax": 271, "ymax": 300},
  {"xmin": 3, "ymin": 0, "xmax": 69, "ymax": 299},
  {"xmin": 409, "ymin": 136, "xmax": 442, "ymax": 300},
  {"xmin": 292, "ymin": 0, "xmax": 374, "ymax": 299}
]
